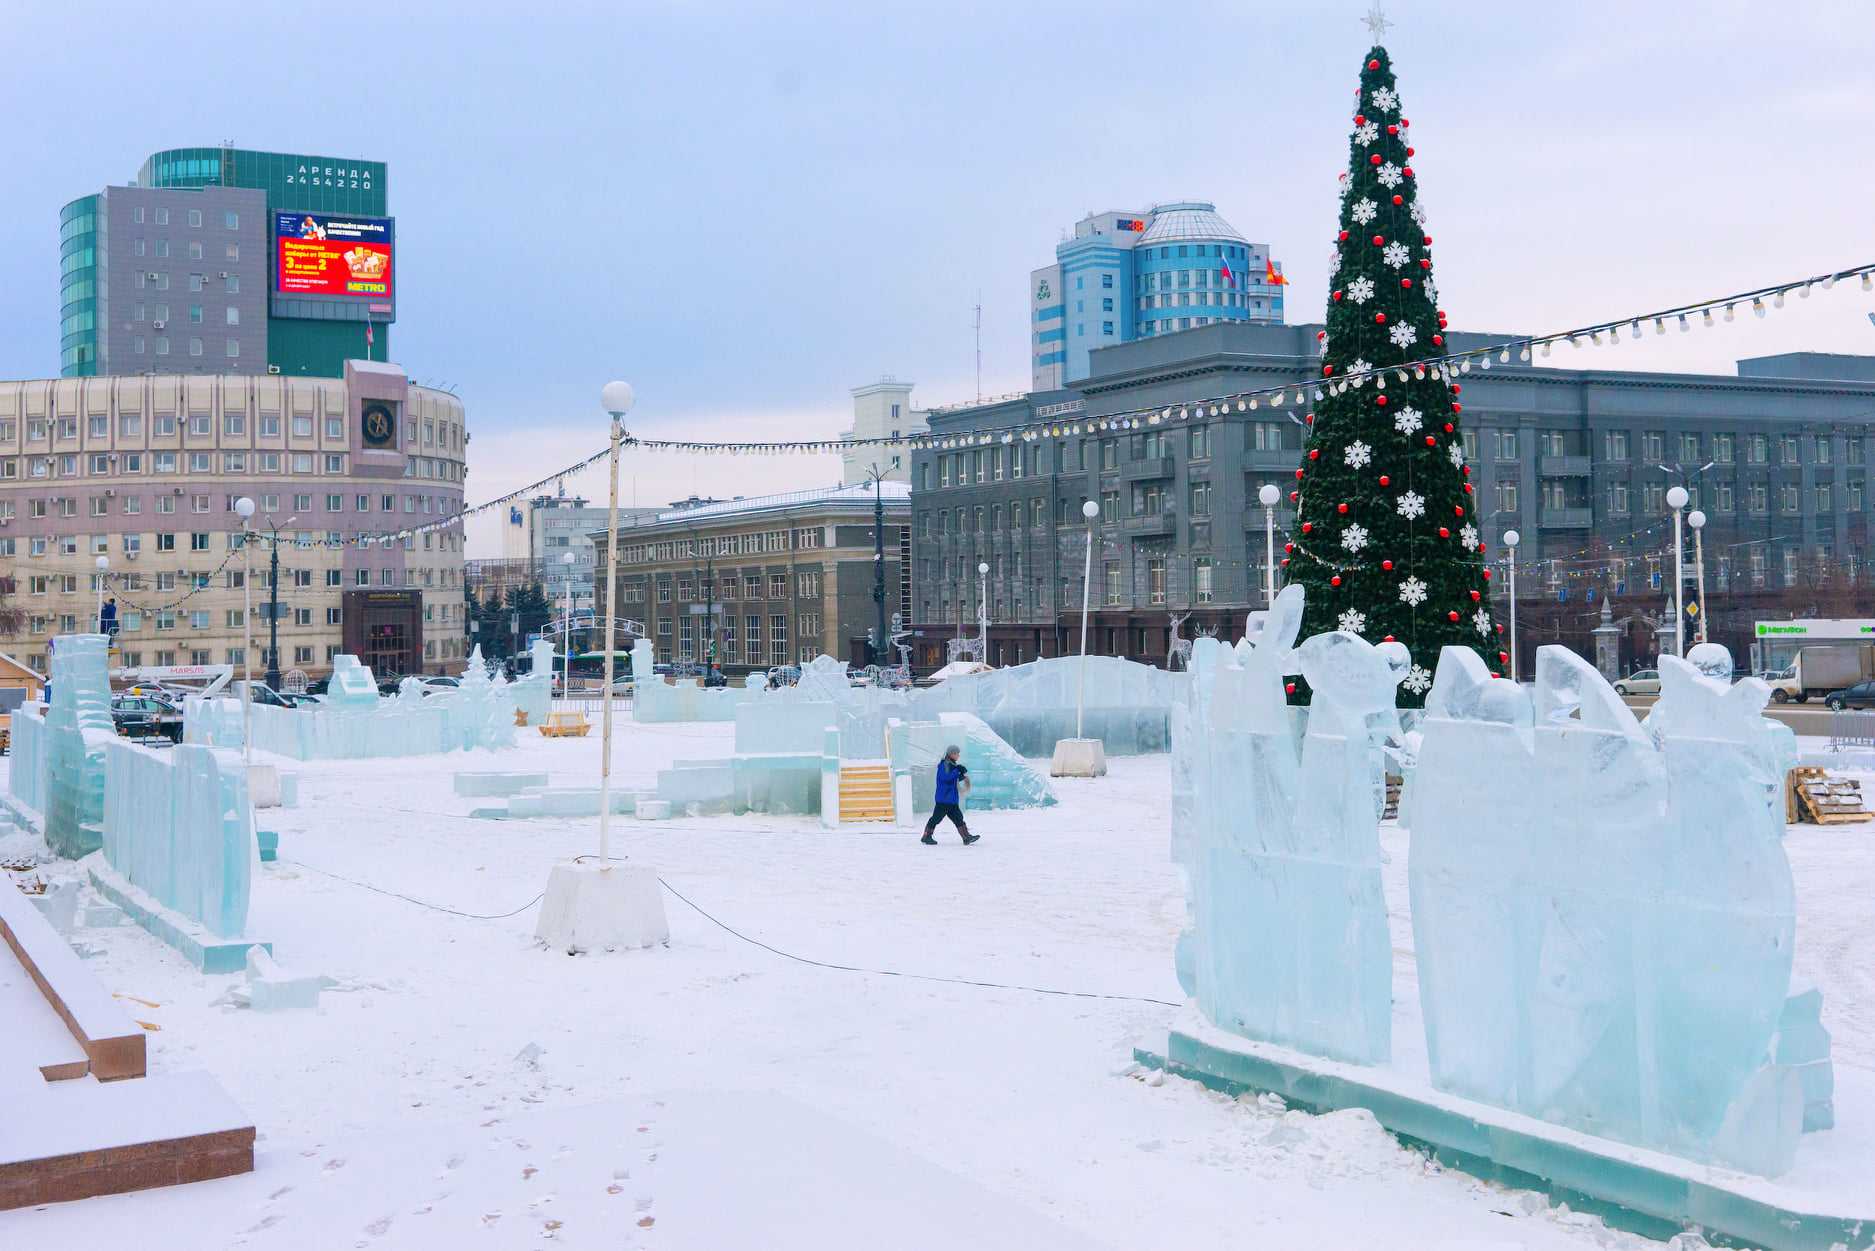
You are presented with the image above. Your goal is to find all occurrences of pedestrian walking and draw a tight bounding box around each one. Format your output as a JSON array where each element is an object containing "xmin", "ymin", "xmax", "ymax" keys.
[{"xmin": 921, "ymin": 745, "xmax": 978, "ymax": 845}]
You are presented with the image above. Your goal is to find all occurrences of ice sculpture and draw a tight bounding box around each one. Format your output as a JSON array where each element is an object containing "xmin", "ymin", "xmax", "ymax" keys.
[
  {"xmin": 324, "ymin": 654, "xmax": 380, "ymax": 709},
  {"xmin": 99, "ymin": 738, "xmax": 254, "ymax": 939},
  {"xmin": 886, "ymin": 712, "xmax": 1057, "ymax": 810},
  {"xmin": 913, "ymin": 655, "xmax": 1183, "ymax": 756},
  {"xmin": 1178, "ymin": 588, "xmax": 1395, "ymax": 1065},
  {"xmin": 631, "ymin": 638, "xmax": 757, "ymax": 722},
  {"xmin": 4, "ymin": 701, "xmax": 49, "ymax": 817},
  {"xmin": 510, "ymin": 640, "xmax": 555, "ymax": 727},
  {"xmin": 1410, "ymin": 643, "xmax": 1802, "ymax": 1175},
  {"xmin": 44, "ymin": 635, "xmax": 113, "ymax": 859}
]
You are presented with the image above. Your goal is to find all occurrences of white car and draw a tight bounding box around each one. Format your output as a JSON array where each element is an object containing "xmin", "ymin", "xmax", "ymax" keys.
[
  {"xmin": 1759, "ymin": 667, "xmax": 1805, "ymax": 704},
  {"xmin": 1612, "ymin": 669, "xmax": 1661, "ymax": 696}
]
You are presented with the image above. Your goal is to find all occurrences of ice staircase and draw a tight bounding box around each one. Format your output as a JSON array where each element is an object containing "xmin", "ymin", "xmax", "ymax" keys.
[{"xmin": 836, "ymin": 761, "xmax": 894, "ymax": 823}]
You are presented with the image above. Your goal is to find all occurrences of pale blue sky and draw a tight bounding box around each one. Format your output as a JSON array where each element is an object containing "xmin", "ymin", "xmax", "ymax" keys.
[{"xmin": 4, "ymin": 1, "xmax": 1871, "ymax": 553}]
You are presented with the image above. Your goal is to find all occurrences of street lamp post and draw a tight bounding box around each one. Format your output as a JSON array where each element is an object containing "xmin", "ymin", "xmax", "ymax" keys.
[
  {"xmin": 560, "ymin": 549, "xmax": 576, "ymax": 701},
  {"xmin": 1257, "ymin": 483, "xmax": 1280, "ymax": 607},
  {"xmin": 235, "ymin": 497, "xmax": 256, "ymax": 765},
  {"xmin": 597, "ymin": 380, "xmax": 634, "ymax": 871},
  {"xmin": 976, "ymin": 561, "xmax": 989, "ymax": 662},
  {"xmin": 93, "ymin": 555, "xmax": 109, "ymax": 632},
  {"xmin": 1076, "ymin": 499, "xmax": 1098, "ymax": 737},
  {"xmin": 1666, "ymin": 484, "xmax": 1690, "ymax": 657},
  {"xmin": 1050, "ymin": 499, "xmax": 1108, "ymax": 778},
  {"xmin": 1503, "ymin": 529, "xmax": 1521, "ymax": 680},
  {"xmin": 1688, "ymin": 509, "xmax": 1708, "ymax": 645}
]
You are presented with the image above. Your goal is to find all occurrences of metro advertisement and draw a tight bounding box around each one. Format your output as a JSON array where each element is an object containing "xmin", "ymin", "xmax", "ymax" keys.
[{"xmin": 274, "ymin": 211, "xmax": 395, "ymax": 299}]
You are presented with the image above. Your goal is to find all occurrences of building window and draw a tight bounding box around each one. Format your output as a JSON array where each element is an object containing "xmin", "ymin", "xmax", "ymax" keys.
[
  {"xmin": 1712, "ymin": 433, "xmax": 1735, "ymax": 464},
  {"xmin": 225, "ymin": 210, "xmax": 239, "ymax": 230},
  {"xmin": 1494, "ymin": 481, "xmax": 1518, "ymax": 513},
  {"xmin": 188, "ymin": 209, "xmax": 202, "ymax": 227},
  {"xmin": 1194, "ymin": 557, "xmax": 1214, "ymax": 603}
]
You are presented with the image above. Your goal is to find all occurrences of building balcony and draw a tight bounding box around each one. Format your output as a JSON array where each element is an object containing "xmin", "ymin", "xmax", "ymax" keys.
[
  {"xmin": 1539, "ymin": 454, "xmax": 1592, "ymax": 477},
  {"xmin": 1119, "ymin": 455, "xmax": 1177, "ymax": 482},
  {"xmin": 1123, "ymin": 511, "xmax": 1177, "ymax": 537},
  {"xmin": 1538, "ymin": 506, "xmax": 1594, "ymax": 529}
]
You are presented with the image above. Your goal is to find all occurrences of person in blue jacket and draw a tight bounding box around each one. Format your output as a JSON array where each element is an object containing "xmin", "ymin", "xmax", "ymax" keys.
[{"xmin": 921, "ymin": 745, "xmax": 978, "ymax": 845}]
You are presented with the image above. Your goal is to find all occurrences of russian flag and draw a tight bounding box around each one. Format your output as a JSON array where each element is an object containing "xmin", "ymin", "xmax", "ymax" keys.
[{"xmin": 1219, "ymin": 256, "xmax": 1236, "ymax": 288}]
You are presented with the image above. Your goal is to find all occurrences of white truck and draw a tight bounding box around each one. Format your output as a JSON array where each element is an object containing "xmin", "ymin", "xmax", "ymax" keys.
[{"xmin": 1793, "ymin": 644, "xmax": 1875, "ymax": 701}]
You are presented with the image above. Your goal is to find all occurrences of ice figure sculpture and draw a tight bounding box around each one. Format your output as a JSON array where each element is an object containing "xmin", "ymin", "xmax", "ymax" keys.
[
  {"xmin": 44, "ymin": 635, "xmax": 114, "ymax": 859},
  {"xmin": 1410, "ymin": 643, "xmax": 1802, "ymax": 1175},
  {"xmin": 5, "ymin": 702, "xmax": 49, "ymax": 817},
  {"xmin": 631, "ymin": 637, "xmax": 756, "ymax": 722},
  {"xmin": 1179, "ymin": 587, "xmax": 1396, "ymax": 1065},
  {"xmin": 510, "ymin": 640, "xmax": 555, "ymax": 727},
  {"xmin": 886, "ymin": 712, "xmax": 1057, "ymax": 811},
  {"xmin": 325, "ymin": 654, "xmax": 380, "ymax": 710},
  {"xmin": 100, "ymin": 739, "xmax": 254, "ymax": 939}
]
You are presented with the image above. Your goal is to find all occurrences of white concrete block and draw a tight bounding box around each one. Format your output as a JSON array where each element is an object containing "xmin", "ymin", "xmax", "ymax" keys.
[
  {"xmin": 1049, "ymin": 737, "xmax": 1109, "ymax": 778},
  {"xmin": 534, "ymin": 862, "xmax": 669, "ymax": 954},
  {"xmin": 634, "ymin": 799, "xmax": 672, "ymax": 821}
]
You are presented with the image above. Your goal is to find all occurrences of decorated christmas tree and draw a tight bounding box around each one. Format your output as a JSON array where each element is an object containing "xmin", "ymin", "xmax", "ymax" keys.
[{"xmin": 1283, "ymin": 38, "xmax": 1504, "ymax": 703}]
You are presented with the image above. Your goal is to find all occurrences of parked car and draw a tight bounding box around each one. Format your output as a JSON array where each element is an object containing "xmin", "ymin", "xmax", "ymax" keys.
[
  {"xmin": 416, "ymin": 676, "xmax": 461, "ymax": 696},
  {"xmin": 1824, "ymin": 680, "xmax": 1875, "ymax": 711},
  {"xmin": 230, "ymin": 680, "xmax": 293, "ymax": 708},
  {"xmin": 303, "ymin": 677, "xmax": 330, "ymax": 696},
  {"xmin": 111, "ymin": 694, "xmax": 183, "ymax": 744},
  {"xmin": 1611, "ymin": 669, "xmax": 1661, "ymax": 696},
  {"xmin": 278, "ymin": 692, "xmax": 323, "ymax": 708},
  {"xmin": 1760, "ymin": 667, "xmax": 1805, "ymax": 704}
]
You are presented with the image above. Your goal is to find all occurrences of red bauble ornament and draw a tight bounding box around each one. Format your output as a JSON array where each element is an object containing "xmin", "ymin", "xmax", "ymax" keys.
[
  {"xmin": 1418, "ymin": 258, "xmax": 1431, "ymax": 270},
  {"xmin": 1462, "ymin": 482, "xmax": 1473, "ymax": 494},
  {"xmin": 1289, "ymin": 491, "xmax": 1298, "ymax": 502},
  {"xmin": 1431, "ymin": 334, "xmax": 1444, "ymax": 346},
  {"xmin": 1401, "ymin": 278, "xmax": 1413, "ymax": 289},
  {"xmin": 1384, "ymin": 634, "xmax": 1396, "ymax": 642},
  {"xmin": 1366, "ymin": 57, "xmax": 1378, "ymax": 69},
  {"xmin": 1481, "ymin": 569, "xmax": 1492, "ymax": 581},
  {"xmin": 1338, "ymin": 229, "xmax": 1350, "ymax": 241},
  {"xmin": 1495, "ymin": 624, "xmax": 1504, "ymax": 635},
  {"xmin": 1424, "ymin": 435, "xmax": 1437, "ymax": 447},
  {"xmin": 1499, "ymin": 651, "xmax": 1510, "ymax": 664},
  {"xmin": 1448, "ymin": 611, "xmax": 1460, "ymax": 622},
  {"xmin": 1337, "ymin": 503, "xmax": 1349, "ymax": 514},
  {"xmin": 1391, "ymin": 194, "xmax": 1403, "ymax": 206},
  {"xmin": 1332, "ymin": 290, "xmax": 1343, "ymax": 302},
  {"xmin": 1378, "ymin": 475, "xmax": 1390, "ymax": 487},
  {"xmin": 1295, "ymin": 468, "xmax": 1306, "ymax": 480},
  {"xmin": 1376, "ymin": 395, "xmax": 1388, "ymax": 406},
  {"xmin": 1470, "ymin": 590, "xmax": 1482, "ymax": 602},
  {"xmin": 1462, "ymin": 465, "xmax": 1471, "ymax": 476},
  {"xmin": 1439, "ymin": 527, "xmax": 1451, "ymax": 538},
  {"xmin": 1402, "ymin": 166, "xmax": 1414, "ymax": 177},
  {"xmin": 1323, "ymin": 365, "xmax": 1335, "ymax": 376},
  {"xmin": 1308, "ymin": 448, "xmax": 1320, "ymax": 460},
  {"xmin": 1386, "ymin": 123, "xmax": 1398, "ymax": 135},
  {"xmin": 1406, "ymin": 147, "xmax": 1415, "ymax": 157},
  {"xmin": 1444, "ymin": 422, "xmax": 1455, "ymax": 434},
  {"xmin": 1401, "ymin": 117, "xmax": 1410, "ymax": 127},
  {"xmin": 1450, "ymin": 384, "xmax": 1461, "ymax": 394},
  {"xmin": 1302, "ymin": 522, "xmax": 1313, "ymax": 534},
  {"xmin": 1477, "ymin": 543, "xmax": 1487, "ymax": 554},
  {"xmin": 1330, "ymin": 575, "xmax": 1342, "ymax": 587},
  {"xmin": 1372, "ymin": 234, "xmax": 1385, "ymax": 246},
  {"xmin": 1285, "ymin": 681, "xmax": 1297, "ymax": 693},
  {"xmin": 1381, "ymin": 560, "xmax": 1394, "ymax": 571},
  {"xmin": 1305, "ymin": 414, "xmax": 1314, "ymax": 425},
  {"xmin": 1284, "ymin": 542, "xmax": 1295, "ymax": 553},
  {"xmin": 1370, "ymin": 153, "xmax": 1383, "ymax": 166},
  {"xmin": 1437, "ymin": 308, "xmax": 1447, "ymax": 320},
  {"xmin": 1454, "ymin": 505, "xmax": 1465, "ymax": 517},
  {"xmin": 1375, "ymin": 312, "xmax": 1387, "ymax": 325},
  {"xmin": 1423, "ymin": 235, "xmax": 1433, "ymax": 245},
  {"xmin": 1355, "ymin": 113, "xmax": 1367, "ymax": 124}
]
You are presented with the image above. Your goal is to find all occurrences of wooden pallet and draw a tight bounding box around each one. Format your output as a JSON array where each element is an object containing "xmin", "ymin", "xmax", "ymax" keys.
[{"xmin": 1786, "ymin": 766, "xmax": 1873, "ymax": 825}]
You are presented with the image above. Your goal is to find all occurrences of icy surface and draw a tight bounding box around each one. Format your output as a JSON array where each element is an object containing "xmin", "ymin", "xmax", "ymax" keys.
[
  {"xmin": 100, "ymin": 738, "xmax": 254, "ymax": 939},
  {"xmin": 43, "ymin": 634, "xmax": 113, "ymax": 859},
  {"xmin": 631, "ymin": 638, "xmax": 756, "ymax": 722},
  {"xmin": 509, "ymin": 640, "xmax": 556, "ymax": 727},
  {"xmin": 5, "ymin": 701, "xmax": 48, "ymax": 817},
  {"xmin": 1177, "ymin": 588, "xmax": 1394, "ymax": 1064},
  {"xmin": 1410, "ymin": 643, "xmax": 1801, "ymax": 1174},
  {"xmin": 886, "ymin": 712, "xmax": 1058, "ymax": 811}
]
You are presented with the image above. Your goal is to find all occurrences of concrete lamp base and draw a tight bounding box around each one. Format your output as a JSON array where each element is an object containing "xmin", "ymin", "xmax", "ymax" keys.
[
  {"xmin": 1049, "ymin": 737, "xmax": 1108, "ymax": 778},
  {"xmin": 534, "ymin": 862, "xmax": 669, "ymax": 955}
]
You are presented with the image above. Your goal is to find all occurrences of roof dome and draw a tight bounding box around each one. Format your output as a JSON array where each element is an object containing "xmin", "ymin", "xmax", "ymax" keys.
[{"xmin": 1138, "ymin": 201, "xmax": 1246, "ymax": 245}]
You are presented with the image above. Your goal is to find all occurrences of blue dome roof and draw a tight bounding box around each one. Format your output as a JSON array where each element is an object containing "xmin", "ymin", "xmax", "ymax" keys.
[{"xmin": 1138, "ymin": 202, "xmax": 1246, "ymax": 246}]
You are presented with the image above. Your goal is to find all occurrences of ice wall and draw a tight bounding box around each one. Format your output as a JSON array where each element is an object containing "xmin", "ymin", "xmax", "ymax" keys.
[
  {"xmin": 631, "ymin": 638, "xmax": 757, "ymax": 723},
  {"xmin": 44, "ymin": 634, "xmax": 113, "ymax": 859},
  {"xmin": 5, "ymin": 702, "xmax": 48, "ymax": 817},
  {"xmin": 1410, "ymin": 644, "xmax": 1802, "ymax": 1175},
  {"xmin": 511, "ymin": 640, "xmax": 555, "ymax": 727},
  {"xmin": 912, "ymin": 655, "xmax": 1182, "ymax": 757},
  {"xmin": 886, "ymin": 712, "xmax": 1057, "ymax": 810},
  {"xmin": 101, "ymin": 739, "xmax": 254, "ymax": 938},
  {"xmin": 1179, "ymin": 589, "xmax": 1394, "ymax": 1065}
]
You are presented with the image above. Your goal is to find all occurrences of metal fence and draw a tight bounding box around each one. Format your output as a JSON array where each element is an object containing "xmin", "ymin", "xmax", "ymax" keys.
[
  {"xmin": 551, "ymin": 694, "xmax": 634, "ymax": 719},
  {"xmin": 1827, "ymin": 710, "xmax": 1875, "ymax": 751}
]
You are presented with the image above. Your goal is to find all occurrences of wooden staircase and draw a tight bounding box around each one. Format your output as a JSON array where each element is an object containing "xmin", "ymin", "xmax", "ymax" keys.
[{"xmin": 837, "ymin": 762, "xmax": 895, "ymax": 823}]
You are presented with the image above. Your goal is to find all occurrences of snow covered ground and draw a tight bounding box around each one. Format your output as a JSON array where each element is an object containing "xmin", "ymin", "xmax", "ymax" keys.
[{"xmin": 1, "ymin": 725, "xmax": 1869, "ymax": 1250}]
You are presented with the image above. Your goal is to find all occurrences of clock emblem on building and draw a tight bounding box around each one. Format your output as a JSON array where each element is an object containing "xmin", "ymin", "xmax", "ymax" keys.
[{"xmin": 361, "ymin": 402, "xmax": 396, "ymax": 448}]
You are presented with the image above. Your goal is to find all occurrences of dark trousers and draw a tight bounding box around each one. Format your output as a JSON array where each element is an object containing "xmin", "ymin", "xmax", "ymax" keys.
[{"xmin": 924, "ymin": 801, "xmax": 969, "ymax": 837}]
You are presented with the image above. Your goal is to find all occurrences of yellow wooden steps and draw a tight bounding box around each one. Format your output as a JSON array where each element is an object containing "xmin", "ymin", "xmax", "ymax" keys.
[{"xmin": 838, "ymin": 763, "xmax": 895, "ymax": 822}]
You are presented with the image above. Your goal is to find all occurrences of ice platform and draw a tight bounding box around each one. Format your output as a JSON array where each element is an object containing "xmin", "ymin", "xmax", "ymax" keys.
[
  {"xmin": 83, "ymin": 855, "xmax": 271, "ymax": 975},
  {"xmin": 1137, "ymin": 1013, "xmax": 1875, "ymax": 1251}
]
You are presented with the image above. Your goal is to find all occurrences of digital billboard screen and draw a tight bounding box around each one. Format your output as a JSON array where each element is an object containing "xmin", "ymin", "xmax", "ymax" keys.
[{"xmin": 274, "ymin": 211, "xmax": 394, "ymax": 299}]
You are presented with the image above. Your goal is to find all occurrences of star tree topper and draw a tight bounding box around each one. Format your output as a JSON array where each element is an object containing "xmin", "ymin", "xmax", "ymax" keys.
[{"xmin": 1362, "ymin": 3, "xmax": 1392, "ymax": 39}]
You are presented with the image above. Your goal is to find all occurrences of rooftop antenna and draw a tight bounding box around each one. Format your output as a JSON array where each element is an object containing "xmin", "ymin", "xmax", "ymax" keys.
[{"xmin": 974, "ymin": 295, "xmax": 983, "ymax": 403}]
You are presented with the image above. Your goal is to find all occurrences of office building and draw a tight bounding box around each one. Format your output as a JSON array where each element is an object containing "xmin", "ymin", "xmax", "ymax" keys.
[
  {"xmin": 0, "ymin": 363, "xmax": 468, "ymax": 679},
  {"xmin": 910, "ymin": 321, "xmax": 1875, "ymax": 672},
  {"xmin": 1030, "ymin": 201, "xmax": 1284, "ymax": 390},
  {"xmin": 840, "ymin": 377, "xmax": 928, "ymax": 486},
  {"xmin": 493, "ymin": 493, "xmax": 664, "ymax": 622},
  {"xmin": 61, "ymin": 146, "xmax": 393, "ymax": 379},
  {"xmin": 591, "ymin": 483, "xmax": 910, "ymax": 673}
]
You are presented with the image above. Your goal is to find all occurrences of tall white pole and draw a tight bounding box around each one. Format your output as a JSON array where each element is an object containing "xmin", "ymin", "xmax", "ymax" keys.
[
  {"xmin": 235, "ymin": 497, "xmax": 255, "ymax": 766},
  {"xmin": 1503, "ymin": 529, "xmax": 1521, "ymax": 681},
  {"xmin": 599, "ymin": 418, "xmax": 622, "ymax": 869},
  {"xmin": 1667, "ymin": 485, "xmax": 1689, "ymax": 658},
  {"xmin": 1076, "ymin": 499, "xmax": 1098, "ymax": 738},
  {"xmin": 1258, "ymin": 483, "xmax": 1280, "ymax": 608},
  {"xmin": 1690, "ymin": 510, "xmax": 1709, "ymax": 644}
]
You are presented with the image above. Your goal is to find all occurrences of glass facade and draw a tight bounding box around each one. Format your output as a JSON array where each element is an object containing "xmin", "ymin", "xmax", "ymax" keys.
[
  {"xmin": 59, "ymin": 195, "xmax": 100, "ymax": 376},
  {"xmin": 139, "ymin": 147, "xmax": 386, "ymax": 215}
]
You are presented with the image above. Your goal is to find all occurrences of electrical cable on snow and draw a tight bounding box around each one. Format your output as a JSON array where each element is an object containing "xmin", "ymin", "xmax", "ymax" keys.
[{"xmin": 278, "ymin": 854, "xmax": 1181, "ymax": 1008}]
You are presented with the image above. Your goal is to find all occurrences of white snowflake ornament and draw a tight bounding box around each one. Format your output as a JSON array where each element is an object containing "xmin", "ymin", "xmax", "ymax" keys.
[
  {"xmin": 1369, "ymin": 86, "xmax": 1398, "ymax": 113},
  {"xmin": 1338, "ymin": 609, "xmax": 1368, "ymax": 634},
  {"xmin": 1382, "ymin": 240, "xmax": 1411, "ymax": 269},
  {"xmin": 1347, "ymin": 357, "xmax": 1373, "ymax": 379},
  {"xmin": 1447, "ymin": 442, "xmax": 1466, "ymax": 468},
  {"xmin": 1393, "ymin": 406, "xmax": 1424, "ymax": 435},
  {"xmin": 1341, "ymin": 523, "xmax": 1369, "ymax": 553},
  {"xmin": 1350, "ymin": 198, "xmax": 1378, "ymax": 225},
  {"xmin": 1388, "ymin": 322, "xmax": 1418, "ymax": 349},
  {"xmin": 1399, "ymin": 576, "xmax": 1428, "ymax": 607},
  {"xmin": 1353, "ymin": 121, "xmax": 1379, "ymax": 147},
  {"xmin": 1343, "ymin": 440, "xmax": 1372, "ymax": 469},
  {"xmin": 1376, "ymin": 162, "xmax": 1404, "ymax": 190},
  {"xmin": 1473, "ymin": 608, "xmax": 1492, "ymax": 638},
  {"xmin": 1403, "ymin": 663, "xmax": 1433, "ymax": 695},
  {"xmin": 1459, "ymin": 523, "xmax": 1479, "ymax": 548},
  {"xmin": 1396, "ymin": 491, "xmax": 1426, "ymax": 520},
  {"xmin": 1346, "ymin": 275, "xmax": 1376, "ymax": 305},
  {"xmin": 1409, "ymin": 200, "xmax": 1428, "ymax": 227}
]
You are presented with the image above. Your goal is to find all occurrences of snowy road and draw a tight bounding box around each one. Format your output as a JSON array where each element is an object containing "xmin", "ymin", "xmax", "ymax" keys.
[{"xmin": 2, "ymin": 726, "xmax": 1867, "ymax": 1249}]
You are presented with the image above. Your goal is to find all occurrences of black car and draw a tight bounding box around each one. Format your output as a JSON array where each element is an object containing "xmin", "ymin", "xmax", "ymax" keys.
[
  {"xmin": 111, "ymin": 694, "xmax": 184, "ymax": 744},
  {"xmin": 1825, "ymin": 680, "xmax": 1875, "ymax": 711}
]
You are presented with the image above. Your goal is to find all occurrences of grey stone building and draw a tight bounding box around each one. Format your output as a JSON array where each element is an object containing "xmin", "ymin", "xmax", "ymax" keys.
[{"xmin": 908, "ymin": 321, "xmax": 1875, "ymax": 669}]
